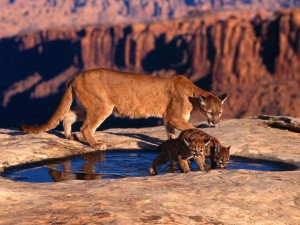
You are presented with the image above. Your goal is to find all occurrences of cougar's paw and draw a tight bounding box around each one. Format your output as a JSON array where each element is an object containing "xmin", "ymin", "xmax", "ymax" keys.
[
  {"xmin": 92, "ymin": 142, "xmax": 107, "ymax": 151},
  {"xmin": 196, "ymin": 124, "xmax": 215, "ymax": 128},
  {"xmin": 72, "ymin": 133, "xmax": 79, "ymax": 141},
  {"xmin": 67, "ymin": 133, "xmax": 79, "ymax": 141}
]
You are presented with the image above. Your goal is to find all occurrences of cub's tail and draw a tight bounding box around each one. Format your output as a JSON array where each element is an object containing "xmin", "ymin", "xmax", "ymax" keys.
[{"xmin": 19, "ymin": 83, "xmax": 73, "ymax": 134}]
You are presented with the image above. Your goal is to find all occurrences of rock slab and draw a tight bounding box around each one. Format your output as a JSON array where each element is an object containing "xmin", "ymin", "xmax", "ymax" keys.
[{"xmin": 0, "ymin": 118, "xmax": 299, "ymax": 224}]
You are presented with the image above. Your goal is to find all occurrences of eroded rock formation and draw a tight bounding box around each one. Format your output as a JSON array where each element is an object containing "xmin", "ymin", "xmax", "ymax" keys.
[
  {"xmin": 1, "ymin": 0, "xmax": 298, "ymax": 38},
  {"xmin": 1, "ymin": 10, "xmax": 299, "ymax": 127}
]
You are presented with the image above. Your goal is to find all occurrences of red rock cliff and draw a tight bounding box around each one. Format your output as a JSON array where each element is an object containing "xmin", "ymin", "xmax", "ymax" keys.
[{"xmin": 1, "ymin": 10, "xmax": 299, "ymax": 127}]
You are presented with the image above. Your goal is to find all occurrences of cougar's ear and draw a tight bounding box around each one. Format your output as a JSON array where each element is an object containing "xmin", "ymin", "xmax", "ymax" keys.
[
  {"xmin": 183, "ymin": 138, "xmax": 190, "ymax": 147},
  {"xmin": 199, "ymin": 95, "xmax": 207, "ymax": 106},
  {"xmin": 218, "ymin": 93, "xmax": 227, "ymax": 104},
  {"xmin": 205, "ymin": 139, "xmax": 212, "ymax": 147},
  {"xmin": 227, "ymin": 145, "xmax": 231, "ymax": 151}
]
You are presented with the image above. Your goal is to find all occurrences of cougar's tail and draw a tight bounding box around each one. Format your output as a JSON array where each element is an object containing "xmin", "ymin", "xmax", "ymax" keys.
[{"xmin": 19, "ymin": 83, "xmax": 73, "ymax": 134}]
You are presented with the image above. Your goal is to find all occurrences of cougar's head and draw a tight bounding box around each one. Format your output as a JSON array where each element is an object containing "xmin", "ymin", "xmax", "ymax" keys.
[
  {"xmin": 216, "ymin": 144, "xmax": 231, "ymax": 169},
  {"xmin": 183, "ymin": 138, "xmax": 211, "ymax": 156},
  {"xmin": 199, "ymin": 93, "xmax": 227, "ymax": 125}
]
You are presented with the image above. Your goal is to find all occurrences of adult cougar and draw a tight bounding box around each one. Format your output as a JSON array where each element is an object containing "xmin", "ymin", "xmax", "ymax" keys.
[{"xmin": 20, "ymin": 68, "xmax": 227, "ymax": 150}]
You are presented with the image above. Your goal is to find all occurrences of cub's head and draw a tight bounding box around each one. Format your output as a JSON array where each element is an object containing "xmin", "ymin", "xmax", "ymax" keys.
[
  {"xmin": 215, "ymin": 144, "xmax": 231, "ymax": 169},
  {"xmin": 183, "ymin": 138, "xmax": 211, "ymax": 156},
  {"xmin": 199, "ymin": 93, "xmax": 227, "ymax": 125}
]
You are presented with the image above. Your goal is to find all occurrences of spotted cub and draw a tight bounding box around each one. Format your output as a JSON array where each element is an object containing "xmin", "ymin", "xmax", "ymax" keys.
[
  {"xmin": 149, "ymin": 138, "xmax": 211, "ymax": 175},
  {"xmin": 178, "ymin": 129, "xmax": 231, "ymax": 169}
]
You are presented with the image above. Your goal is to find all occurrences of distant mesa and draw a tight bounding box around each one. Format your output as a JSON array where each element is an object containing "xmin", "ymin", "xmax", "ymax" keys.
[
  {"xmin": 0, "ymin": 0, "xmax": 299, "ymax": 38},
  {"xmin": 0, "ymin": 1, "xmax": 299, "ymax": 128}
]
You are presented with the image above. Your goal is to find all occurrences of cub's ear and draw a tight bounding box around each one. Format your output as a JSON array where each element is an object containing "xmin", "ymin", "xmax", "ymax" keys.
[
  {"xmin": 227, "ymin": 145, "xmax": 231, "ymax": 151},
  {"xmin": 199, "ymin": 95, "xmax": 207, "ymax": 106},
  {"xmin": 205, "ymin": 139, "xmax": 212, "ymax": 147},
  {"xmin": 216, "ymin": 144, "xmax": 221, "ymax": 152},
  {"xmin": 218, "ymin": 93, "xmax": 227, "ymax": 104},
  {"xmin": 183, "ymin": 138, "xmax": 190, "ymax": 147}
]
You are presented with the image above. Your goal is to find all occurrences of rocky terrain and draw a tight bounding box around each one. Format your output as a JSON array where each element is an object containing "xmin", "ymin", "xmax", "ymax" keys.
[
  {"xmin": 1, "ymin": 2, "xmax": 299, "ymax": 223},
  {"xmin": 0, "ymin": 117, "xmax": 299, "ymax": 224}
]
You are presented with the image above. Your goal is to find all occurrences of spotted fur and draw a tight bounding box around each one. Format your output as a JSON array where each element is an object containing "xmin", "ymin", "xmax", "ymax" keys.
[
  {"xmin": 178, "ymin": 129, "xmax": 231, "ymax": 169},
  {"xmin": 150, "ymin": 138, "xmax": 211, "ymax": 175}
]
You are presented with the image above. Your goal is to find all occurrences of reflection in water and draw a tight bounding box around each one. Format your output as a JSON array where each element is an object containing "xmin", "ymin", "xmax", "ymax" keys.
[
  {"xmin": 44, "ymin": 150, "xmax": 171, "ymax": 182},
  {"xmin": 1, "ymin": 151, "xmax": 298, "ymax": 183},
  {"xmin": 47, "ymin": 152, "xmax": 106, "ymax": 182}
]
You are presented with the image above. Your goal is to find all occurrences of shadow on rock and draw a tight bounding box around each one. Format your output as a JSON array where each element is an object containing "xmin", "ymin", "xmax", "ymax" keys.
[{"xmin": 105, "ymin": 132, "xmax": 163, "ymax": 147}]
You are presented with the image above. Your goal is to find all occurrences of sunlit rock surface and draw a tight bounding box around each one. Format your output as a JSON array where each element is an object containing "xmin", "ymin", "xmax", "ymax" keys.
[
  {"xmin": 0, "ymin": 117, "xmax": 299, "ymax": 224},
  {"xmin": 1, "ymin": 0, "xmax": 297, "ymax": 39}
]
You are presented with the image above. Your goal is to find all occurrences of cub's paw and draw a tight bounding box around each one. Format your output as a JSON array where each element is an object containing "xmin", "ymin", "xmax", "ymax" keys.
[
  {"xmin": 199, "ymin": 167, "xmax": 205, "ymax": 171},
  {"xmin": 149, "ymin": 168, "xmax": 157, "ymax": 176},
  {"xmin": 92, "ymin": 142, "xmax": 107, "ymax": 151},
  {"xmin": 169, "ymin": 134, "xmax": 176, "ymax": 140}
]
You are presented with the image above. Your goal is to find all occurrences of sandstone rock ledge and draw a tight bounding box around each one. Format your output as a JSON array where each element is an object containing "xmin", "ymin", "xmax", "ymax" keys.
[{"xmin": 0, "ymin": 118, "xmax": 299, "ymax": 225}]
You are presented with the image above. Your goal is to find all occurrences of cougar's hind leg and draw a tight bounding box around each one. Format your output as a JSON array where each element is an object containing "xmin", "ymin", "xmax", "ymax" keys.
[
  {"xmin": 80, "ymin": 105, "xmax": 113, "ymax": 150},
  {"xmin": 210, "ymin": 147, "xmax": 217, "ymax": 169},
  {"xmin": 63, "ymin": 106, "xmax": 86, "ymax": 141},
  {"xmin": 169, "ymin": 160, "xmax": 177, "ymax": 173},
  {"xmin": 63, "ymin": 110, "xmax": 76, "ymax": 140}
]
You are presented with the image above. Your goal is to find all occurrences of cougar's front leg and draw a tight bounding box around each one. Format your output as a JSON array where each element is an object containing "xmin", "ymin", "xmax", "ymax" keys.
[
  {"xmin": 163, "ymin": 117, "xmax": 194, "ymax": 140},
  {"xmin": 164, "ymin": 105, "xmax": 194, "ymax": 135},
  {"xmin": 164, "ymin": 123, "xmax": 176, "ymax": 139},
  {"xmin": 166, "ymin": 117, "xmax": 195, "ymax": 134},
  {"xmin": 194, "ymin": 153, "xmax": 206, "ymax": 171},
  {"xmin": 178, "ymin": 156, "xmax": 190, "ymax": 173}
]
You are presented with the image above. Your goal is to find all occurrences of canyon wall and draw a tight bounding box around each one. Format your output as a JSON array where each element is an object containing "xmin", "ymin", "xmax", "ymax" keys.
[
  {"xmin": 1, "ymin": 10, "xmax": 300, "ymax": 127},
  {"xmin": 1, "ymin": 0, "xmax": 298, "ymax": 38}
]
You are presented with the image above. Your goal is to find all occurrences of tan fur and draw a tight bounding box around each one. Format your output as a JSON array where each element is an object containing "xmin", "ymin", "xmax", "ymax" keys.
[
  {"xmin": 149, "ymin": 138, "xmax": 210, "ymax": 175},
  {"xmin": 19, "ymin": 68, "xmax": 227, "ymax": 150},
  {"xmin": 178, "ymin": 128, "xmax": 231, "ymax": 169}
]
